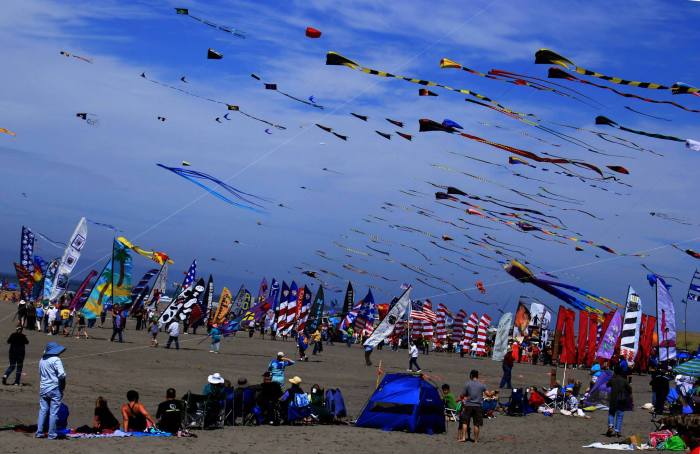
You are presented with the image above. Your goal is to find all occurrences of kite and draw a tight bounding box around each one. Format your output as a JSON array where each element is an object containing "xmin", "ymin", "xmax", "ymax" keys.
[
  {"xmin": 116, "ymin": 237, "xmax": 173, "ymax": 265},
  {"xmin": 375, "ymin": 131, "xmax": 391, "ymax": 140},
  {"xmin": 181, "ymin": 161, "xmax": 191, "ymax": 166},
  {"xmin": 476, "ymin": 280, "xmax": 486, "ymax": 294},
  {"xmin": 264, "ymin": 128, "xmax": 272, "ymax": 134},
  {"xmin": 140, "ymin": 73, "xmax": 285, "ymax": 129},
  {"xmin": 321, "ymin": 167, "xmax": 343, "ymax": 174},
  {"xmin": 624, "ymin": 106, "xmax": 671, "ymax": 121},
  {"xmin": 547, "ymin": 68, "xmax": 700, "ymax": 114},
  {"xmin": 649, "ymin": 212, "xmax": 694, "ymax": 226},
  {"xmin": 76, "ymin": 113, "xmax": 99, "ymax": 126},
  {"xmin": 386, "ymin": 118, "xmax": 404, "ymax": 128},
  {"xmin": 351, "ymin": 113, "xmax": 368, "ymax": 121},
  {"xmin": 326, "ymin": 51, "xmax": 526, "ymax": 116},
  {"xmin": 420, "ymin": 119, "xmax": 610, "ymax": 178},
  {"xmin": 396, "ymin": 132, "xmax": 412, "ymax": 141},
  {"xmin": 305, "ymin": 26, "xmax": 322, "ymax": 38},
  {"xmin": 0, "ymin": 127, "xmax": 16, "ymax": 137},
  {"xmin": 442, "ymin": 119, "xmax": 463, "ymax": 129},
  {"xmin": 59, "ymin": 50, "xmax": 92, "ymax": 63},
  {"xmin": 156, "ymin": 163, "xmax": 267, "ymax": 212},
  {"xmin": 687, "ymin": 139, "xmax": 700, "ymax": 152},
  {"xmin": 180, "ymin": 76, "xmax": 188, "ymax": 83},
  {"xmin": 672, "ymin": 244, "xmax": 700, "ymax": 259},
  {"xmin": 419, "ymin": 88, "xmax": 438, "ymax": 96},
  {"xmin": 595, "ymin": 116, "xmax": 685, "ymax": 142},
  {"xmin": 262, "ymin": 82, "xmax": 323, "ymax": 108},
  {"xmin": 509, "ymin": 156, "xmax": 534, "ymax": 167},
  {"xmin": 207, "ymin": 48, "xmax": 223, "ymax": 60},
  {"xmin": 535, "ymin": 48, "xmax": 699, "ymax": 94},
  {"xmin": 175, "ymin": 8, "xmax": 245, "ymax": 38},
  {"xmin": 315, "ymin": 124, "xmax": 348, "ymax": 140},
  {"xmin": 607, "ymin": 165, "xmax": 630, "ymax": 175}
]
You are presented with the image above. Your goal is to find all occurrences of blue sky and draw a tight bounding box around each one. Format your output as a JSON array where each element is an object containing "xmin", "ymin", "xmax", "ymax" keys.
[{"xmin": 2, "ymin": 0, "xmax": 700, "ymax": 329}]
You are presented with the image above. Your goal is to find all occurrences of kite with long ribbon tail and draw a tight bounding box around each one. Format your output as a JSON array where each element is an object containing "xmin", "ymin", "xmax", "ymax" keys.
[
  {"xmin": 548, "ymin": 68, "xmax": 700, "ymax": 114},
  {"xmin": 157, "ymin": 164, "xmax": 268, "ymax": 212},
  {"xmin": 325, "ymin": 51, "xmax": 528, "ymax": 117},
  {"xmin": 140, "ymin": 73, "xmax": 285, "ymax": 130},
  {"xmin": 117, "ymin": 236, "xmax": 174, "ymax": 265},
  {"xmin": 258, "ymin": 79, "xmax": 323, "ymax": 109},
  {"xmin": 1, "ymin": 127, "xmax": 17, "ymax": 137},
  {"xmin": 672, "ymin": 244, "xmax": 700, "ymax": 259},
  {"xmin": 535, "ymin": 49, "xmax": 699, "ymax": 94},
  {"xmin": 595, "ymin": 116, "xmax": 685, "ymax": 142},
  {"xmin": 175, "ymin": 8, "xmax": 245, "ymax": 38},
  {"xmin": 60, "ymin": 50, "xmax": 92, "ymax": 63},
  {"xmin": 420, "ymin": 119, "xmax": 611, "ymax": 178}
]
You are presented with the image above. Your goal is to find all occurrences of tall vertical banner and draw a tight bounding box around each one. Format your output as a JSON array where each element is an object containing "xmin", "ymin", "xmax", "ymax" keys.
[
  {"xmin": 656, "ymin": 278, "xmax": 677, "ymax": 361},
  {"xmin": 475, "ymin": 314, "xmax": 492, "ymax": 356},
  {"xmin": 341, "ymin": 282, "xmax": 354, "ymax": 318},
  {"xmin": 146, "ymin": 263, "xmax": 168, "ymax": 309},
  {"xmin": 364, "ymin": 287, "xmax": 411, "ymax": 348},
  {"xmin": 562, "ymin": 308, "xmax": 577, "ymax": 364},
  {"xmin": 68, "ymin": 270, "xmax": 98, "ymax": 311},
  {"xmin": 513, "ymin": 301, "xmax": 531, "ymax": 342},
  {"xmin": 49, "ymin": 217, "xmax": 88, "ymax": 301},
  {"xmin": 276, "ymin": 281, "xmax": 290, "ymax": 333},
  {"xmin": 20, "ymin": 226, "xmax": 35, "ymax": 273},
  {"xmin": 577, "ymin": 310, "xmax": 589, "ymax": 365},
  {"xmin": 13, "ymin": 263, "xmax": 33, "ymax": 299},
  {"xmin": 306, "ymin": 285, "xmax": 325, "ymax": 333},
  {"xmin": 283, "ymin": 282, "xmax": 299, "ymax": 335},
  {"xmin": 492, "ymin": 312, "xmax": 513, "ymax": 361},
  {"xmin": 619, "ymin": 286, "xmax": 642, "ymax": 365},
  {"xmin": 110, "ymin": 238, "xmax": 132, "ymax": 307},
  {"xmin": 211, "ymin": 287, "xmax": 232, "ymax": 325},
  {"xmin": 42, "ymin": 259, "xmax": 60, "ymax": 303},
  {"xmin": 585, "ymin": 313, "xmax": 599, "ymax": 367},
  {"xmin": 451, "ymin": 309, "xmax": 467, "ymax": 343},
  {"xmin": 596, "ymin": 309, "xmax": 622, "ymax": 360}
]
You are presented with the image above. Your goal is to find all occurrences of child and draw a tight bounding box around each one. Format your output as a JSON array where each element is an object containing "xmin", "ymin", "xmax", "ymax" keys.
[
  {"xmin": 75, "ymin": 312, "xmax": 88, "ymax": 339},
  {"xmin": 150, "ymin": 320, "xmax": 159, "ymax": 347}
]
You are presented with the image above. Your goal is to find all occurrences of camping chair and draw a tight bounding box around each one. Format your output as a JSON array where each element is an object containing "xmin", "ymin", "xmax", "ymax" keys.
[
  {"xmin": 445, "ymin": 401, "xmax": 460, "ymax": 423},
  {"xmin": 324, "ymin": 388, "xmax": 348, "ymax": 421},
  {"xmin": 203, "ymin": 398, "xmax": 226, "ymax": 430},
  {"xmin": 241, "ymin": 388, "xmax": 261, "ymax": 426},
  {"xmin": 287, "ymin": 393, "xmax": 313, "ymax": 425},
  {"xmin": 182, "ymin": 392, "xmax": 207, "ymax": 429}
]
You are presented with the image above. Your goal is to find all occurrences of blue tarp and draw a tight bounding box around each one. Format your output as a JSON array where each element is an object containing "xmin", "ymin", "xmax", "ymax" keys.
[{"xmin": 355, "ymin": 374, "xmax": 445, "ymax": 434}]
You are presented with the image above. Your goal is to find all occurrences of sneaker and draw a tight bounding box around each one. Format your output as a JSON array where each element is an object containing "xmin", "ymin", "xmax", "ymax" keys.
[
  {"xmin": 605, "ymin": 427, "xmax": 614, "ymax": 437},
  {"xmin": 1, "ymin": 375, "xmax": 7, "ymax": 385},
  {"xmin": 209, "ymin": 350, "xmax": 214, "ymax": 353}
]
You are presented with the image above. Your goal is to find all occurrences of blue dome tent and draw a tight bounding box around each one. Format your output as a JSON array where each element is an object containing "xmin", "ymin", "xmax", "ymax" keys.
[{"xmin": 355, "ymin": 373, "xmax": 445, "ymax": 434}]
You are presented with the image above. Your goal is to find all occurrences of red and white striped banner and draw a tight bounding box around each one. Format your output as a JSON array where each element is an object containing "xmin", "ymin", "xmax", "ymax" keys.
[
  {"xmin": 451, "ymin": 309, "xmax": 467, "ymax": 343},
  {"xmin": 435, "ymin": 303, "xmax": 449, "ymax": 341},
  {"xmin": 476, "ymin": 313, "xmax": 492, "ymax": 356}
]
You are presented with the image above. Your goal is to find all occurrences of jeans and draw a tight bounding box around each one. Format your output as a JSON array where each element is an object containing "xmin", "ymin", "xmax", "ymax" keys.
[
  {"xmin": 499, "ymin": 365, "xmax": 512, "ymax": 389},
  {"xmin": 409, "ymin": 357, "xmax": 420, "ymax": 371},
  {"xmin": 4, "ymin": 354, "xmax": 24, "ymax": 384},
  {"xmin": 312, "ymin": 342, "xmax": 321, "ymax": 355},
  {"xmin": 36, "ymin": 388, "xmax": 62, "ymax": 439},
  {"xmin": 110, "ymin": 328, "xmax": 123, "ymax": 342},
  {"xmin": 166, "ymin": 336, "xmax": 179, "ymax": 349},
  {"xmin": 608, "ymin": 410, "xmax": 624, "ymax": 433},
  {"xmin": 211, "ymin": 341, "xmax": 220, "ymax": 352}
]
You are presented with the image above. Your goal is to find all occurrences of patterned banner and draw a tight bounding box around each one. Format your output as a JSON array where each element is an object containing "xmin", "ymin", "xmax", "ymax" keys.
[
  {"xmin": 341, "ymin": 281, "xmax": 354, "ymax": 317},
  {"xmin": 20, "ymin": 226, "xmax": 35, "ymax": 273},
  {"xmin": 596, "ymin": 309, "xmax": 622, "ymax": 360},
  {"xmin": 49, "ymin": 217, "xmax": 87, "ymax": 301},
  {"xmin": 211, "ymin": 287, "xmax": 233, "ymax": 325},
  {"xmin": 13, "ymin": 263, "xmax": 33, "ymax": 299},
  {"xmin": 80, "ymin": 239, "xmax": 131, "ymax": 319},
  {"xmin": 364, "ymin": 287, "xmax": 411, "ymax": 348},
  {"xmin": 513, "ymin": 301, "xmax": 531, "ymax": 341},
  {"xmin": 42, "ymin": 259, "xmax": 60, "ymax": 303},
  {"xmin": 492, "ymin": 312, "xmax": 512, "ymax": 361},
  {"xmin": 619, "ymin": 287, "xmax": 642, "ymax": 365},
  {"xmin": 68, "ymin": 270, "xmax": 98, "ymax": 311},
  {"xmin": 158, "ymin": 278, "xmax": 205, "ymax": 327},
  {"xmin": 656, "ymin": 279, "xmax": 677, "ymax": 361},
  {"xmin": 306, "ymin": 286, "xmax": 325, "ymax": 333}
]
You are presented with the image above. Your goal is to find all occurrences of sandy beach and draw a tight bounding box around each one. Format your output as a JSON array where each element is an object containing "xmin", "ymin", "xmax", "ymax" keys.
[{"xmin": 0, "ymin": 302, "xmax": 658, "ymax": 454}]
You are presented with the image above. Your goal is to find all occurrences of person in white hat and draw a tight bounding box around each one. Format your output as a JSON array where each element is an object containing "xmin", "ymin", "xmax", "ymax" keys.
[
  {"xmin": 202, "ymin": 373, "xmax": 225, "ymax": 428},
  {"xmin": 268, "ymin": 352, "xmax": 295, "ymax": 387}
]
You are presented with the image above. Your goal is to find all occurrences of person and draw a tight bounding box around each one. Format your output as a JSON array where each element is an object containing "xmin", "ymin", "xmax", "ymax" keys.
[
  {"xmin": 202, "ymin": 373, "xmax": 226, "ymax": 428},
  {"xmin": 470, "ymin": 340, "xmax": 478, "ymax": 358},
  {"xmin": 364, "ymin": 344, "xmax": 373, "ymax": 366},
  {"xmin": 531, "ymin": 343, "xmax": 541, "ymax": 365},
  {"xmin": 75, "ymin": 312, "xmax": 88, "ymax": 339},
  {"xmin": 257, "ymin": 371, "xmax": 283, "ymax": 425},
  {"xmin": 269, "ymin": 352, "xmax": 295, "ymax": 386},
  {"xmin": 345, "ymin": 327, "xmax": 354, "ymax": 347},
  {"xmin": 165, "ymin": 321, "xmax": 180, "ymax": 349},
  {"xmin": 134, "ymin": 307, "xmax": 144, "ymax": 331},
  {"xmin": 297, "ymin": 332, "xmax": 309, "ymax": 361},
  {"xmin": 591, "ymin": 363, "xmax": 603, "ymax": 384},
  {"xmin": 458, "ymin": 369, "xmax": 486, "ymax": 443},
  {"xmin": 60, "ymin": 307, "xmax": 71, "ymax": 336},
  {"xmin": 36, "ymin": 342, "xmax": 67, "ymax": 439},
  {"xmin": 121, "ymin": 390, "xmax": 155, "ymax": 432},
  {"xmin": 203, "ymin": 373, "xmax": 226, "ymax": 397},
  {"xmin": 209, "ymin": 324, "xmax": 222, "ymax": 353},
  {"xmin": 3, "ymin": 325, "xmax": 29, "ymax": 386},
  {"xmin": 441, "ymin": 384, "xmax": 458, "ymax": 411},
  {"xmin": 499, "ymin": 346, "xmax": 514, "ymax": 389},
  {"xmin": 650, "ymin": 369, "xmax": 670, "ymax": 415},
  {"xmin": 35, "ymin": 303, "xmax": 44, "ymax": 331},
  {"xmin": 25, "ymin": 300, "xmax": 36, "ymax": 331},
  {"xmin": 110, "ymin": 309, "xmax": 124, "ymax": 343},
  {"xmin": 149, "ymin": 319, "xmax": 159, "ymax": 347},
  {"xmin": 280, "ymin": 376, "xmax": 308, "ymax": 424},
  {"xmin": 606, "ymin": 366, "xmax": 632, "ymax": 437},
  {"xmin": 311, "ymin": 329, "xmax": 322, "ymax": 355},
  {"xmin": 408, "ymin": 341, "xmax": 421, "ymax": 372},
  {"xmin": 17, "ymin": 300, "xmax": 28, "ymax": 328},
  {"xmin": 156, "ymin": 388, "xmax": 185, "ymax": 435},
  {"xmin": 93, "ymin": 396, "xmax": 120, "ymax": 432},
  {"xmin": 47, "ymin": 305, "xmax": 58, "ymax": 335}
]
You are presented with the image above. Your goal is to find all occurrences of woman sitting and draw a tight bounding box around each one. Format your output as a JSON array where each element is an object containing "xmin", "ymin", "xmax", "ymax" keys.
[
  {"xmin": 94, "ymin": 396, "xmax": 120, "ymax": 432},
  {"xmin": 280, "ymin": 376, "xmax": 311, "ymax": 424},
  {"xmin": 121, "ymin": 390, "xmax": 156, "ymax": 432}
]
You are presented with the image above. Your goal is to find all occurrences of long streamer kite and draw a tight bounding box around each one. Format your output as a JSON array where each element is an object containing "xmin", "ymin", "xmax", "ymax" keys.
[
  {"xmin": 140, "ymin": 72, "xmax": 285, "ymax": 130},
  {"xmin": 117, "ymin": 236, "xmax": 173, "ymax": 265},
  {"xmin": 253, "ymin": 75, "xmax": 323, "ymax": 109},
  {"xmin": 325, "ymin": 51, "xmax": 526, "ymax": 116},
  {"xmin": 595, "ymin": 116, "xmax": 685, "ymax": 142},
  {"xmin": 535, "ymin": 48, "xmax": 699, "ymax": 94},
  {"xmin": 175, "ymin": 8, "xmax": 245, "ymax": 38},
  {"xmin": 548, "ymin": 68, "xmax": 700, "ymax": 114},
  {"xmin": 157, "ymin": 164, "xmax": 268, "ymax": 212}
]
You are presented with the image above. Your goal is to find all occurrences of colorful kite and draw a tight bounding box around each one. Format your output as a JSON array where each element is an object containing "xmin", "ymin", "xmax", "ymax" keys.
[
  {"xmin": 157, "ymin": 163, "xmax": 268, "ymax": 212},
  {"xmin": 305, "ymin": 26, "xmax": 322, "ymax": 38},
  {"xmin": 117, "ymin": 236, "xmax": 173, "ymax": 265},
  {"xmin": 0, "ymin": 127, "xmax": 16, "ymax": 137}
]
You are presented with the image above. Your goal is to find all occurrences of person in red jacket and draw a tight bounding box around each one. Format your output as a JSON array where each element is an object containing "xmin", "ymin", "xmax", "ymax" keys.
[{"xmin": 499, "ymin": 346, "xmax": 515, "ymax": 389}]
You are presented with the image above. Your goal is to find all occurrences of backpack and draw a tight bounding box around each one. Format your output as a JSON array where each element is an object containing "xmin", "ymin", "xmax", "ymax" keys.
[{"xmin": 293, "ymin": 393, "xmax": 310, "ymax": 408}]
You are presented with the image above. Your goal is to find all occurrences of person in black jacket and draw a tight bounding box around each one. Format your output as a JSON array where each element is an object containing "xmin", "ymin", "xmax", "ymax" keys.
[
  {"xmin": 607, "ymin": 366, "xmax": 633, "ymax": 437},
  {"xmin": 649, "ymin": 369, "xmax": 670, "ymax": 415},
  {"xmin": 2, "ymin": 325, "xmax": 28, "ymax": 385}
]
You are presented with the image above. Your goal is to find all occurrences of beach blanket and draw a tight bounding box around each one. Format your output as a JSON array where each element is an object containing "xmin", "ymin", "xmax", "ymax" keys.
[{"xmin": 582, "ymin": 442, "xmax": 634, "ymax": 450}]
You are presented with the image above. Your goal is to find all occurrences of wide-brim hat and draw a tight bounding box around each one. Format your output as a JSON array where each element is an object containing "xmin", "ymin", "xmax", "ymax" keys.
[
  {"xmin": 44, "ymin": 342, "xmax": 66, "ymax": 356},
  {"xmin": 289, "ymin": 376, "xmax": 302, "ymax": 385},
  {"xmin": 208, "ymin": 372, "xmax": 224, "ymax": 384}
]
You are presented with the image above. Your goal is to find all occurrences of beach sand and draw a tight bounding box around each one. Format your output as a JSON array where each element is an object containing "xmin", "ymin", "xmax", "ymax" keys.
[{"xmin": 0, "ymin": 302, "xmax": 657, "ymax": 453}]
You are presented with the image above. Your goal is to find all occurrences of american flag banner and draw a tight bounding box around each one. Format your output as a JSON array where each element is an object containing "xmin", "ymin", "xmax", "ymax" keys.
[
  {"xmin": 421, "ymin": 318, "xmax": 434, "ymax": 339},
  {"xmin": 476, "ymin": 314, "xmax": 492, "ymax": 355},
  {"xmin": 340, "ymin": 300, "xmax": 363, "ymax": 331},
  {"xmin": 435, "ymin": 303, "xmax": 449, "ymax": 341},
  {"xmin": 275, "ymin": 281, "xmax": 290, "ymax": 333},
  {"xmin": 353, "ymin": 290, "xmax": 376, "ymax": 334},
  {"xmin": 282, "ymin": 282, "xmax": 299, "ymax": 335},
  {"xmin": 181, "ymin": 259, "xmax": 197, "ymax": 290},
  {"xmin": 296, "ymin": 286, "xmax": 312, "ymax": 332},
  {"xmin": 451, "ymin": 309, "xmax": 467, "ymax": 343},
  {"xmin": 464, "ymin": 312, "xmax": 479, "ymax": 344}
]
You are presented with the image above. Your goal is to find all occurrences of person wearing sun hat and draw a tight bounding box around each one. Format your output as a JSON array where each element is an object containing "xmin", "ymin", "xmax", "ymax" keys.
[
  {"xmin": 36, "ymin": 342, "xmax": 67, "ymax": 439},
  {"xmin": 268, "ymin": 352, "xmax": 295, "ymax": 387},
  {"xmin": 202, "ymin": 373, "xmax": 225, "ymax": 429}
]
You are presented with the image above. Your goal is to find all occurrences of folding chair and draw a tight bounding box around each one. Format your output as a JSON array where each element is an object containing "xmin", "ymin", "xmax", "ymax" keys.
[
  {"xmin": 241, "ymin": 388, "xmax": 260, "ymax": 426},
  {"xmin": 182, "ymin": 392, "xmax": 207, "ymax": 429}
]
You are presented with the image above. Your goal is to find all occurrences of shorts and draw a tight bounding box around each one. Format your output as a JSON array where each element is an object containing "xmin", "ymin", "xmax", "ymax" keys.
[{"xmin": 460, "ymin": 405, "xmax": 483, "ymax": 427}]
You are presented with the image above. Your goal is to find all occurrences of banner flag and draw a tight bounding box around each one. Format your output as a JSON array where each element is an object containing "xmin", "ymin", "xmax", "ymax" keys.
[{"xmin": 364, "ymin": 287, "xmax": 411, "ymax": 348}]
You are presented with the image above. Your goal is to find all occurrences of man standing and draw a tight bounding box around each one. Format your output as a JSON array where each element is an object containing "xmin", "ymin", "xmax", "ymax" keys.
[
  {"xmin": 268, "ymin": 352, "xmax": 295, "ymax": 386},
  {"xmin": 408, "ymin": 341, "xmax": 421, "ymax": 372},
  {"xmin": 499, "ymin": 345, "xmax": 514, "ymax": 389},
  {"xmin": 165, "ymin": 321, "xmax": 180, "ymax": 349},
  {"xmin": 110, "ymin": 309, "xmax": 124, "ymax": 343},
  {"xmin": 36, "ymin": 342, "xmax": 67, "ymax": 439},
  {"xmin": 458, "ymin": 369, "xmax": 486, "ymax": 443},
  {"xmin": 3, "ymin": 325, "xmax": 29, "ymax": 385}
]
